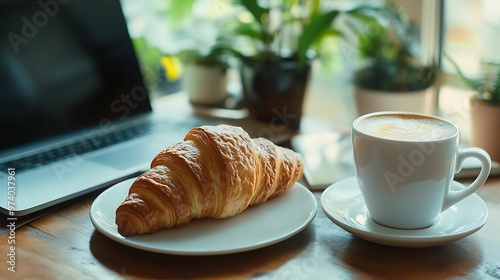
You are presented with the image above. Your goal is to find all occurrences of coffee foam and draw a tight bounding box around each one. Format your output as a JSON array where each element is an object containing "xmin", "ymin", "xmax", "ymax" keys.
[{"xmin": 356, "ymin": 115, "xmax": 456, "ymax": 141}]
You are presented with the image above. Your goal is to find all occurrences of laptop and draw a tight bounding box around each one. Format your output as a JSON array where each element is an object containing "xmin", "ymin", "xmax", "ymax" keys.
[{"xmin": 0, "ymin": 0, "xmax": 211, "ymax": 216}]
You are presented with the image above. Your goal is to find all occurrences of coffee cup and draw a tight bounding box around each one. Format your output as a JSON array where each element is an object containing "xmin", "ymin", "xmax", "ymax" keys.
[{"xmin": 352, "ymin": 111, "xmax": 491, "ymax": 229}]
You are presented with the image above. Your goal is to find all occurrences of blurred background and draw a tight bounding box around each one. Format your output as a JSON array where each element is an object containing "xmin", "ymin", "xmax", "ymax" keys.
[{"xmin": 119, "ymin": 0, "xmax": 500, "ymax": 137}]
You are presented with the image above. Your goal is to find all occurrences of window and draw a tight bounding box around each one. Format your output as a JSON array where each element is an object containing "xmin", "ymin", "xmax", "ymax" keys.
[{"xmin": 439, "ymin": 0, "xmax": 500, "ymax": 141}]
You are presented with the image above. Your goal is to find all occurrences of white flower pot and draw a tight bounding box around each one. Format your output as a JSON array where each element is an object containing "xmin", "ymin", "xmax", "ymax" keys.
[
  {"xmin": 470, "ymin": 99, "xmax": 500, "ymax": 162},
  {"xmin": 182, "ymin": 63, "xmax": 228, "ymax": 106},
  {"xmin": 354, "ymin": 85, "xmax": 436, "ymax": 116}
]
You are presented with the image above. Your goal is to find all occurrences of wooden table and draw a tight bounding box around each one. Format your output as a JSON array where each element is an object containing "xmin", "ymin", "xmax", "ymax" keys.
[{"xmin": 1, "ymin": 94, "xmax": 499, "ymax": 279}]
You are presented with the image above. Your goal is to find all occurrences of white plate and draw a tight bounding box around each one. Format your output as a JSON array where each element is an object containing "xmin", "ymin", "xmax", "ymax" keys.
[
  {"xmin": 320, "ymin": 177, "xmax": 488, "ymax": 248},
  {"xmin": 90, "ymin": 178, "xmax": 317, "ymax": 255}
]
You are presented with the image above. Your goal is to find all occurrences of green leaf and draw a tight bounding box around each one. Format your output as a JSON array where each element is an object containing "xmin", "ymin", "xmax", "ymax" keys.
[
  {"xmin": 167, "ymin": 0, "xmax": 197, "ymax": 29},
  {"xmin": 484, "ymin": 62, "xmax": 500, "ymax": 97},
  {"xmin": 239, "ymin": 0, "xmax": 269, "ymax": 24},
  {"xmin": 345, "ymin": 6, "xmax": 391, "ymax": 22},
  {"xmin": 297, "ymin": 10, "xmax": 340, "ymax": 64},
  {"xmin": 322, "ymin": 27, "xmax": 343, "ymax": 38},
  {"xmin": 226, "ymin": 22, "xmax": 263, "ymax": 40}
]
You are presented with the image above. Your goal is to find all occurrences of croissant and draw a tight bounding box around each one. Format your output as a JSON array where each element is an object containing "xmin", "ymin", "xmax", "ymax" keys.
[{"xmin": 115, "ymin": 124, "xmax": 303, "ymax": 236}]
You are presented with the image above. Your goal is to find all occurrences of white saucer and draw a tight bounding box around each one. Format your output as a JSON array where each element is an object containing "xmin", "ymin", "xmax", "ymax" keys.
[
  {"xmin": 320, "ymin": 177, "xmax": 488, "ymax": 248},
  {"xmin": 90, "ymin": 178, "xmax": 317, "ymax": 255}
]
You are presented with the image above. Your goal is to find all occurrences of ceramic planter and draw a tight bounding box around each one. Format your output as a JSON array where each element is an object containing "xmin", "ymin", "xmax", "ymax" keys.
[
  {"xmin": 353, "ymin": 85, "xmax": 436, "ymax": 116},
  {"xmin": 470, "ymin": 99, "xmax": 500, "ymax": 162},
  {"xmin": 240, "ymin": 57, "xmax": 312, "ymax": 131},
  {"xmin": 182, "ymin": 62, "xmax": 228, "ymax": 106}
]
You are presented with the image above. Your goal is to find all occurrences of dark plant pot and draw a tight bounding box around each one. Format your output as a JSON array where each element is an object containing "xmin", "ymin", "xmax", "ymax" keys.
[{"xmin": 240, "ymin": 56, "xmax": 312, "ymax": 131}]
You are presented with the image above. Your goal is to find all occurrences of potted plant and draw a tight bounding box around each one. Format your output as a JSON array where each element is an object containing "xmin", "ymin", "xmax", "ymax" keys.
[
  {"xmin": 223, "ymin": 0, "xmax": 370, "ymax": 130},
  {"xmin": 448, "ymin": 57, "xmax": 500, "ymax": 161},
  {"xmin": 178, "ymin": 46, "xmax": 231, "ymax": 107},
  {"xmin": 348, "ymin": 4, "xmax": 438, "ymax": 116},
  {"xmin": 163, "ymin": 0, "xmax": 238, "ymax": 107}
]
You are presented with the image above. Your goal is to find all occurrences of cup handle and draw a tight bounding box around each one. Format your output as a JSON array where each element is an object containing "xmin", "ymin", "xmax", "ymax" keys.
[{"xmin": 442, "ymin": 147, "xmax": 491, "ymax": 211}]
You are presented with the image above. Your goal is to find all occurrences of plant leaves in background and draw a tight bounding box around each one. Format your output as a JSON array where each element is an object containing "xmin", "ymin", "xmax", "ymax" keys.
[
  {"xmin": 297, "ymin": 10, "xmax": 339, "ymax": 65},
  {"xmin": 167, "ymin": 0, "xmax": 197, "ymax": 29},
  {"xmin": 239, "ymin": 0, "xmax": 269, "ymax": 25}
]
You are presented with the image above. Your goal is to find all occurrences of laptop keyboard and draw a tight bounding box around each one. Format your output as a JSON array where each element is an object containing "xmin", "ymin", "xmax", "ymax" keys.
[{"xmin": 0, "ymin": 119, "xmax": 202, "ymax": 172}]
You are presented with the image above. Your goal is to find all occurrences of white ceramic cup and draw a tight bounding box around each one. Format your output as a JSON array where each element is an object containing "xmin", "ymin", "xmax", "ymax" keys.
[{"xmin": 352, "ymin": 111, "xmax": 491, "ymax": 229}]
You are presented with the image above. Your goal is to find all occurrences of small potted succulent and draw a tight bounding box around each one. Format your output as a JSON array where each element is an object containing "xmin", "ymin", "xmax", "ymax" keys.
[
  {"xmin": 178, "ymin": 46, "xmax": 230, "ymax": 107},
  {"xmin": 448, "ymin": 57, "xmax": 500, "ymax": 161},
  {"xmin": 348, "ymin": 4, "xmax": 438, "ymax": 116},
  {"xmin": 165, "ymin": 0, "xmax": 237, "ymax": 107}
]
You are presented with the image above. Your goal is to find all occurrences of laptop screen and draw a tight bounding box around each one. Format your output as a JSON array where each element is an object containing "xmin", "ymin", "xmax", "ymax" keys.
[{"xmin": 0, "ymin": 0, "xmax": 152, "ymax": 151}]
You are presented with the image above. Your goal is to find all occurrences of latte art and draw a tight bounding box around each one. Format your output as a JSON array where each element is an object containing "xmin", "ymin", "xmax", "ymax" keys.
[
  {"xmin": 378, "ymin": 120, "xmax": 444, "ymax": 140},
  {"xmin": 356, "ymin": 114, "xmax": 456, "ymax": 141}
]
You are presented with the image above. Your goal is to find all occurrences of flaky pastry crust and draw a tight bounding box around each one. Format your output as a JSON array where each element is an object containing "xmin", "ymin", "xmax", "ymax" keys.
[{"xmin": 115, "ymin": 125, "xmax": 303, "ymax": 236}]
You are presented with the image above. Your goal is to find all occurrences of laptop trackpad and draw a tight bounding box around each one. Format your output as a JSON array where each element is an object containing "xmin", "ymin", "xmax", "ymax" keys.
[{"xmin": 88, "ymin": 139, "xmax": 165, "ymax": 171}]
